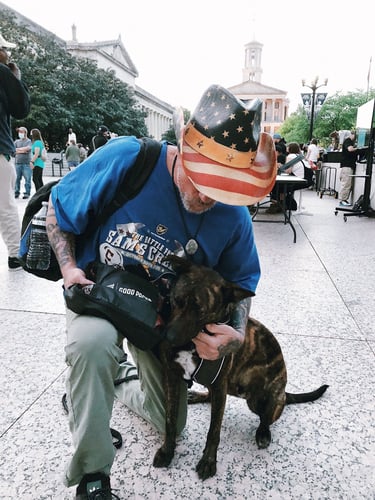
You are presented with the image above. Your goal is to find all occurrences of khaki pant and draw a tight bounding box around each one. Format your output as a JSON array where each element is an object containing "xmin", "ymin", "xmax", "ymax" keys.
[
  {"xmin": 339, "ymin": 166, "xmax": 354, "ymax": 202},
  {"xmin": 0, "ymin": 155, "xmax": 21, "ymax": 257},
  {"xmin": 64, "ymin": 309, "xmax": 188, "ymax": 487}
]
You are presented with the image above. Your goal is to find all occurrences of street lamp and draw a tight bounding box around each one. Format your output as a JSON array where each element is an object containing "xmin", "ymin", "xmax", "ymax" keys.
[{"xmin": 301, "ymin": 77, "xmax": 328, "ymax": 141}]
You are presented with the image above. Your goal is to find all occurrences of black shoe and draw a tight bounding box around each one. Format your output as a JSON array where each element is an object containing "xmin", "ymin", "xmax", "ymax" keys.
[
  {"xmin": 15, "ymin": 193, "xmax": 19, "ymax": 199},
  {"xmin": 76, "ymin": 473, "xmax": 120, "ymax": 499},
  {"xmin": 23, "ymin": 194, "xmax": 30, "ymax": 199},
  {"xmin": 8, "ymin": 257, "xmax": 22, "ymax": 271}
]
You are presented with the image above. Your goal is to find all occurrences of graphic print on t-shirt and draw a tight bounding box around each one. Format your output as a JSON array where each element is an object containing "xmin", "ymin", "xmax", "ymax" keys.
[{"xmin": 99, "ymin": 221, "xmax": 186, "ymax": 278}]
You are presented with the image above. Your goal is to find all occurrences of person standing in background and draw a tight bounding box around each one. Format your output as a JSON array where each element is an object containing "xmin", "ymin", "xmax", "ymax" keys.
[
  {"xmin": 88, "ymin": 125, "xmax": 110, "ymax": 155},
  {"xmin": 14, "ymin": 126, "xmax": 32, "ymax": 199},
  {"xmin": 65, "ymin": 139, "xmax": 81, "ymax": 170},
  {"xmin": 30, "ymin": 128, "xmax": 46, "ymax": 191},
  {"xmin": 77, "ymin": 143, "xmax": 87, "ymax": 163},
  {"xmin": 339, "ymin": 131, "xmax": 358, "ymax": 207},
  {"xmin": 305, "ymin": 138, "xmax": 320, "ymax": 168},
  {"xmin": 0, "ymin": 32, "xmax": 30, "ymax": 270},
  {"xmin": 67, "ymin": 127, "xmax": 77, "ymax": 146}
]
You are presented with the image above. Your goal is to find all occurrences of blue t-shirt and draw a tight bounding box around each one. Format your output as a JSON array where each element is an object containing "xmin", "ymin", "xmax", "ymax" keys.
[
  {"xmin": 32, "ymin": 139, "xmax": 45, "ymax": 168},
  {"xmin": 51, "ymin": 136, "xmax": 261, "ymax": 292}
]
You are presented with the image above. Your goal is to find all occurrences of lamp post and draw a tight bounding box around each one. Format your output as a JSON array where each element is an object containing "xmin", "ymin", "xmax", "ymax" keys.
[{"xmin": 301, "ymin": 77, "xmax": 328, "ymax": 141}]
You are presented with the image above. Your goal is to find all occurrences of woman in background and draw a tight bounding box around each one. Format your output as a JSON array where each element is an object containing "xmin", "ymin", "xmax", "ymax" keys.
[{"xmin": 29, "ymin": 128, "xmax": 45, "ymax": 191}]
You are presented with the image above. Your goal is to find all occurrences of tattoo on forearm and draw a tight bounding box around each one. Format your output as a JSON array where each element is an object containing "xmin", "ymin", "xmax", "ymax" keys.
[
  {"xmin": 46, "ymin": 204, "xmax": 76, "ymax": 268},
  {"xmin": 218, "ymin": 338, "xmax": 243, "ymax": 357},
  {"xmin": 46, "ymin": 222, "xmax": 75, "ymax": 267},
  {"xmin": 217, "ymin": 298, "xmax": 251, "ymax": 357},
  {"xmin": 230, "ymin": 297, "xmax": 251, "ymax": 335}
]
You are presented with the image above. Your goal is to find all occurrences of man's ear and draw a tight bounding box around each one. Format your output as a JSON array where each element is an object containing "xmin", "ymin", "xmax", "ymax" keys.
[{"xmin": 223, "ymin": 282, "xmax": 254, "ymax": 304}]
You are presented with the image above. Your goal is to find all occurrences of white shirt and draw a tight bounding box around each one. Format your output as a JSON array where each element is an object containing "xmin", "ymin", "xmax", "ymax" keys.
[
  {"xmin": 306, "ymin": 143, "xmax": 320, "ymax": 162},
  {"xmin": 285, "ymin": 153, "xmax": 305, "ymax": 178},
  {"xmin": 68, "ymin": 132, "xmax": 77, "ymax": 143}
]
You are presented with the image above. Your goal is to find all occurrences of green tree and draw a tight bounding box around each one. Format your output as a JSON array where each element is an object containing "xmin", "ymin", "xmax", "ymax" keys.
[
  {"xmin": 313, "ymin": 90, "xmax": 375, "ymax": 144},
  {"xmin": 279, "ymin": 106, "xmax": 309, "ymax": 144},
  {"xmin": 1, "ymin": 9, "xmax": 148, "ymax": 150},
  {"xmin": 280, "ymin": 90, "xmax": 375, "ymax": 146}
]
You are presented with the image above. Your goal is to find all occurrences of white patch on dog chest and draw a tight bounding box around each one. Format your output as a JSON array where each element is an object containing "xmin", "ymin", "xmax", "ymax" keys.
[{"xmin": 175, "ymin": 350, "xmax": 198, "ymax": 381}]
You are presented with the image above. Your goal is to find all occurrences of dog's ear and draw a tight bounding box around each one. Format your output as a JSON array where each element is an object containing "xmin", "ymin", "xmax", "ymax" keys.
[
  {"xmin": 162, "ymin": 255, "xmax": 192, "ymax": 274},
  {"xmin": 223, "ymin": 283, "xmax": 254, "ymax": 304}
]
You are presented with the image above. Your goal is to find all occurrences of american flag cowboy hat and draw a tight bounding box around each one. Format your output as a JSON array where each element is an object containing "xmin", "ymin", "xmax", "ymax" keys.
[{"xmin": 173, "ymin": 84, "xmax": 277, "ymax": 206}]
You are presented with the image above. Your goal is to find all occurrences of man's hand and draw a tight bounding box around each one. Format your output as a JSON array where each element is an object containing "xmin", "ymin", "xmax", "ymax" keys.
[
  {"xmin": 192, "ymin": 323, "xmax": 244, "ymax": 360},
  {"xmin": 0, "ymin": 48, "xmax": 8, "ymax": 65},
  {"xmin": 62, "ymin": 266, "xmax": 94, "ymax": 290},
  {"xmin": 7, "ymin": 62, "xmax": 21, "ymax": 79}
]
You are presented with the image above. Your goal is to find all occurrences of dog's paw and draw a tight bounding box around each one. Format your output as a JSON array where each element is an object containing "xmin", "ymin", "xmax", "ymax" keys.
[
  {"xmin": 187, "ymin": 389, "xmax": 210, "ymax": 404},
  {"xmin": 153, "ymin": 447, "xmax": 174, "ymax": 468},
  {"xmin": 196, "ymin": 457, "xmax": 217, "ymax": 480},
  {"xmin": 255, "ymin": 425, "xmax": 271, "ymax": 448}
]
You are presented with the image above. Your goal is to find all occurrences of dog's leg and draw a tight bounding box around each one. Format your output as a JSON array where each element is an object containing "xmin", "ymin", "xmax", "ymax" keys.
[
  {"xmin": 153, "ymin": 350, "xmax": 182, "ymax": 468},
  {"xmin": 247, "ymin": 388, "xmax": 286, "ymax": 449},
  {"xmin": 195, "ymin": 378, "xmax": 228, "ymax": 480}
]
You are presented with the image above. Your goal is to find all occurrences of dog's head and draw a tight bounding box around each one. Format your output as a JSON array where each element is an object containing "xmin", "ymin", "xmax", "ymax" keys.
[{"xmin": 163, "ymin": 255, "xmax": 253, "ymax": 347}]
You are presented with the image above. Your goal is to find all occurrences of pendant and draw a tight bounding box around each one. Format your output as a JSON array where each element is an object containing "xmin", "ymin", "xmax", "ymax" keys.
[{"xmin": 185, "ymin": 238, "xmax": 199, "ymax": 255}]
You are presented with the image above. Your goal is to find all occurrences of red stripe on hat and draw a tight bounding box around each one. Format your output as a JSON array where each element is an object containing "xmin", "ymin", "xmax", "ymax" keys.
[
  {"xmin": 188, "ymin": 170, "xmax": 275, "ymax": 198},
  {"xmin": 183, "ymin": 150, "xmax": 274, "ymax": 181}
]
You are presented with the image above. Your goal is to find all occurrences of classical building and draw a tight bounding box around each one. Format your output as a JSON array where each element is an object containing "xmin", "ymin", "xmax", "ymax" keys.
[
  {"xmin": 228, "ymin": 39, "xmax": 289, "ymax": 136},
  {"xmin": 66, "ymin": 26, "xmax": 173, "ymax": 140}
]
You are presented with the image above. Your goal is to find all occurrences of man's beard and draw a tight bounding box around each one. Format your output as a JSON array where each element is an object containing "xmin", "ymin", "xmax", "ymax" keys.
[{"xmin": 180, "ymin": 192, "xmax": 216, "ymax": 214}]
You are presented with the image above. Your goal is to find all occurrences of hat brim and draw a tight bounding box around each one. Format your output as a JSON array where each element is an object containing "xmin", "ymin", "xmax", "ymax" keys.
[
  {"xmin": 0, "ymin": 34, "xmax": 16, "ymax": 49},
  {"xmin": 181, "ymin": 132, "xmax": 277, "ymax": 206},
  {"xmin": 173, "ymin": 107, "xmax": 185, "ymax": 153}
]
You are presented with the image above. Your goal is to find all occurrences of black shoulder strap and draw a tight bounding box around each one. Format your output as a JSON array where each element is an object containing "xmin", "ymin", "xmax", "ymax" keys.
[
  {"xmin": 279, "ymin": 154, "xmax": 305, "ymax": 172},
  {"xmin": 94, "ymin": 137, "xmax": 162, "ymax": 226},
  {"xmin": 22, "ymin": 138, "xmax": 162, "ymax": 236},
  {"xmin": 21, "ymin": 180, "xmax": 60, "ymax": 234}
]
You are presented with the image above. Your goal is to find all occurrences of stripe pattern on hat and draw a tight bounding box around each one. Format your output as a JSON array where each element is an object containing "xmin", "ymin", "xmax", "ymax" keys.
[{"xmin": 182, "ymin": 142, "xmax": 277, "ymax": 206}]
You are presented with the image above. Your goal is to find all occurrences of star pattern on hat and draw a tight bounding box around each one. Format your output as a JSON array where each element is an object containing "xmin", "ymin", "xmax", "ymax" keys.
[{"xmin": 193, "ymin": 89, "xmax": 260, "ymax": 152}]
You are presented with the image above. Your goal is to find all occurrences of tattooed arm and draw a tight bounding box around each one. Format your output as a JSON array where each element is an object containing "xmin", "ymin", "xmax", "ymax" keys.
[
  {"xmin": 46, "ymin": 197, "xmax": 94, "ymax": 289},
  {"xmin": 192, "ymin": 297, "xmax": 251, "ymax": 360}
]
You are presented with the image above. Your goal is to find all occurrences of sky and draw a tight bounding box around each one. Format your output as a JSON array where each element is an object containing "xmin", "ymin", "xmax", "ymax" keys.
[{"xmin": 3, "ymin": 0, "xmax": 374, "ymax": 113}]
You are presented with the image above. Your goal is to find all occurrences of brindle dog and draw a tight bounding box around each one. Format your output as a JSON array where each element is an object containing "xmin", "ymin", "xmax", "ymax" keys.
[{"xmin": 153, "ymin": 255, "xmax": 328, "ymax": 480}]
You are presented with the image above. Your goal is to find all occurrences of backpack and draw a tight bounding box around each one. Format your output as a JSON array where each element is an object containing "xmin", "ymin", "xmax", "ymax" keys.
[{"xmin": 19, "ymin": 137, "xmax": 162, "ymax": 281}]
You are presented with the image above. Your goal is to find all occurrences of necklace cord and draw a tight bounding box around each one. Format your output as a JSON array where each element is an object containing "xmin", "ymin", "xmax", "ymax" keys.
[{"xmin": 171, "ymin": 155, "xmax": 205, "ymax": 255}]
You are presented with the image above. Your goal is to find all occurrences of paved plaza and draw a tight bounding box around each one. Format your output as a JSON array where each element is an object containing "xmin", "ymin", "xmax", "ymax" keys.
[{"xmin": 0, "ymin": 180, "xmax": 374, "ymax": 499}]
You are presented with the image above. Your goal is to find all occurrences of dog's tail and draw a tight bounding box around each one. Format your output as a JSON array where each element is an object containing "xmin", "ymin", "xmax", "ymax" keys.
[{"xmin": 286, "ymin": 384, "xmax": 329, "ymax": 405}]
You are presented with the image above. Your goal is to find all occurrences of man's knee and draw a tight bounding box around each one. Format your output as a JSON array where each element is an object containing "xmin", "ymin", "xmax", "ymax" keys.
[{"xmin": 66, "ymin": 314, "xmax": 121, "ymax": 364}]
